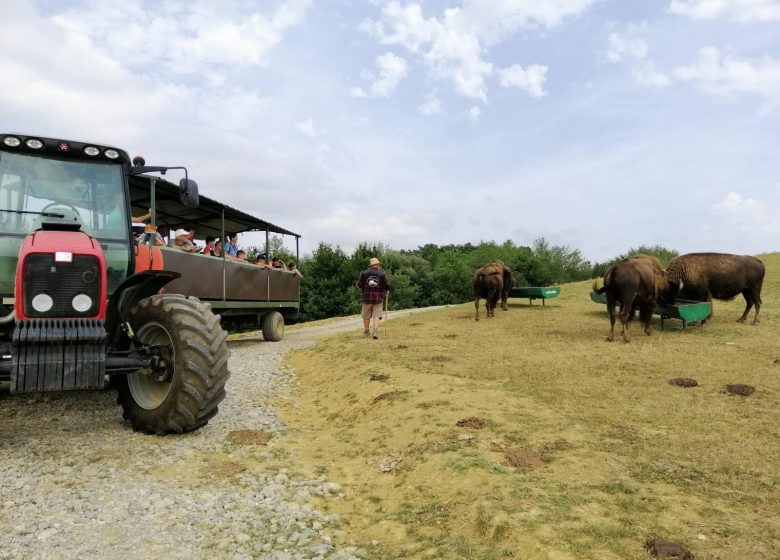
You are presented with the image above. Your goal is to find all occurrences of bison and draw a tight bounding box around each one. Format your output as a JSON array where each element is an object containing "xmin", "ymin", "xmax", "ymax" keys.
[
  {"xmin": 473, "ymin": 261, "xmax": 513, "ymax": 321},
  {"xmin": 592, "ymin": 254, "xmax": 668, "ymax": 342},
  {"xmin": 661, "ymin": 253, "xmax": 765, "ymax": 325}
]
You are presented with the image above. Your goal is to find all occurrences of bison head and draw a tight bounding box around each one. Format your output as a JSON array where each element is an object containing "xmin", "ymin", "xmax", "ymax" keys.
[{"xmin": 658, "ymin": 278, "xmax": 683, "ymax": 304}]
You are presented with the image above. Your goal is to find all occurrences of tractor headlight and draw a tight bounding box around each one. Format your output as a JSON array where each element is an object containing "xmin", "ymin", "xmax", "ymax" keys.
[
  {"xmin": 84, "ymin": 146, "xmax": 100, "ymax": 156},
  {"xmin": 32, "ymin": 294, "xmax": 54, "ymax": 313},
  {"xmin": 3, "ymin": 136, "xmax": 21, "ymax": 147},
  {"xmin": 25, "ymin": 138, "xmax": 44, "ymax": 149},
  {"xmin": 104, "ymin": 149, "xmax": 119, "ymax": 159},
  {"xmin": 72, "ymin": 294, "xmax": 93, "ymax": 313}
]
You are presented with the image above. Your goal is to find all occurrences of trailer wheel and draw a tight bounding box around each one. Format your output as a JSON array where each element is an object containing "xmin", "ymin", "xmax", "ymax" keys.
[
  {"xmin": 262, "ymin": 311, "xmax": 284, "ymax": 342},
  {"xmin": 114, "ymin": 294, "xmax": 230, "ymax": 434}
]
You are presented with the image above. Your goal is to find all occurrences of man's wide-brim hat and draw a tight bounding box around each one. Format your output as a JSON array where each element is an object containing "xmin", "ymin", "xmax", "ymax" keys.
[
  {"xmin": 369, "ymin": 257, "xmax": 381, "ymax": 266},
  {"xmin": 174, "ymin": 228, "xmax": 189, "ymax": 238}
]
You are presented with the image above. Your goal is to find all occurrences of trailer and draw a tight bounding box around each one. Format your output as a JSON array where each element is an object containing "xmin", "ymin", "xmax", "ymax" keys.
[{"xmin": 127, "ymin": 173, "xmax": 301, "ymax": 337}]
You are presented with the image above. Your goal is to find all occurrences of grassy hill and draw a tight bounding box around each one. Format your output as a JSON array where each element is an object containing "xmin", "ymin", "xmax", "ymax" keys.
[{"xmin": 277, "ymin": 253, "xmax": 780, "ymax": 559}]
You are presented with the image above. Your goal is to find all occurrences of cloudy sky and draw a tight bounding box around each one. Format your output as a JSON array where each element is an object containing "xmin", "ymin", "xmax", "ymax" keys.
[{"xmin": 1, "ymin": 0, "xmax": 779, "ymax": 260}]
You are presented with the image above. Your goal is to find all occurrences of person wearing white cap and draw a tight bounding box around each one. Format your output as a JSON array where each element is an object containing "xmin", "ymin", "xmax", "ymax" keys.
[{"xmin": 167, "ymin": 228, "xmax": 197, "ymax": 252}]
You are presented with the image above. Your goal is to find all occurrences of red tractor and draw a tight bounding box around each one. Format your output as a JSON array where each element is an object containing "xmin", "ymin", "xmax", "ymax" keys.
[{"xmin": 0, "ymin": 134, "xmax": 229, "ymax": 434}]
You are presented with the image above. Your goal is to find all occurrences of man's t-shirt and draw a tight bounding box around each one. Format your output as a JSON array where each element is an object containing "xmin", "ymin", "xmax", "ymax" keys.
[{"xmin": 358, "ymin": 269, "xmax": 389, "ymax": 304}]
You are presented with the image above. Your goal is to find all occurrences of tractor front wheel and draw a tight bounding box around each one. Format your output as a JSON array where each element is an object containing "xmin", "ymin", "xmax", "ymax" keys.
[{"xmin": 114, "ymin": 294, "xmax": 229, "ymax": 434}]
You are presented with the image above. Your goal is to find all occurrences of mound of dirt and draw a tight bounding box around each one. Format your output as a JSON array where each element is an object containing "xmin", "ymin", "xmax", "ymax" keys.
[
  {"xmin": 669, "ymin": 377, "xmax": 698, "ymax": 388},
  {"xmin": 456, "ymin": 417, "xmax": 485, "ymax": 429},
  {"xmin": 430, "ymin": 355, "xmax": 452, "ymax": 363},
  {"xmin": 372, "ymin": 390, "xmax": 408, "ymax": 404},
  {"xmin": 724, "ymin": 384, "xmax": 755, "ymax": 396},
  {"xmin": 645, "ymin": 537, "xmax": 694, "ymax": 559},
  {"xmin": 494, "ymin": 445, "xmax": 544, "ymax": 468}
]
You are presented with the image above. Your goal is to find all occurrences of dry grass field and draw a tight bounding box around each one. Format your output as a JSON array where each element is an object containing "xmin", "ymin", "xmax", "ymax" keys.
[{"xmin": 276, "ymin": 253, "xmax": 780, "ymax": 559}]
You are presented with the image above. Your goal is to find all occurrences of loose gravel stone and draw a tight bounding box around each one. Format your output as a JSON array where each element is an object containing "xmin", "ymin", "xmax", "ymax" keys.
[{"xmin": 0, "ymin": 311, "xmax": 453, "ymax": 560}]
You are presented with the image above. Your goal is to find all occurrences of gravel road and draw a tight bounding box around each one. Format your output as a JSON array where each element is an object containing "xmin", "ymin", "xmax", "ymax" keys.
[{"xmin": 0, "ymin": 307, "xmax": 443, "ymax": 560}]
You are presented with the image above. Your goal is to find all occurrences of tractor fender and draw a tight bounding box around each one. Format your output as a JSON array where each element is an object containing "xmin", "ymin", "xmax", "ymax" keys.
[{"xmin": 105, "ymin": 270, "xmax": 181, "ymax": 350}]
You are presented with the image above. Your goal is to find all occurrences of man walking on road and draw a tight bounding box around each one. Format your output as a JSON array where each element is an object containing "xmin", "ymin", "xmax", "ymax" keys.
[{"xmin": 357, "ymin": 257, "xmax": 390, "ymax": 339}]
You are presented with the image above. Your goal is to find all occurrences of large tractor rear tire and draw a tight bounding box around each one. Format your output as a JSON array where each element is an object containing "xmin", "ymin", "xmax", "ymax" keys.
[
  {"xmin": 261, "ymin": 311, "xmax": 284, "ymax": 342},
  {"xmin": 114, "ymin": 294, "xmax": 230, "ymax": 434}
]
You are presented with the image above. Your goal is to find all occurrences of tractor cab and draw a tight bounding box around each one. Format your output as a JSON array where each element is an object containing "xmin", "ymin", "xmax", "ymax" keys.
[{"xmin": 0, "ymin": 134, "xmax": 228, "ymax": 435}]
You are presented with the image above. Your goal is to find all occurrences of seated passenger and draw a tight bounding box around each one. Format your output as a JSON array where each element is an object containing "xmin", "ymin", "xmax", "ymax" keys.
[
  {"xmin": 236, "ymin": 250, "xmax": 247, "ymax": 262},
  {"xmin": 212, "ymin": 240, "xmax": 237, "ymax": 260},
  {"xmin": 200, "ymin": 236, "xmax": 216, "ymax": 255},
  {"xmin": 224, "ymin": 233, "xmax": 239, "ymax": 257},
  {"xmin": 167, "ymin": 229, "xmax": 197, "ymax": 252},
  {"xmin": 271, "ymin": 257, "xmax": 287, "ymax": 270},
  {"xmin": 254, "ymin": 253, "xmax": 271, "ymax": 268},
  {"xmin": 288, "ymin": 261, "xmax": 303, "ymax": 278},
  {"xmin": 133, "ymin": 209, "xmax": 152, "ymax": 223}
]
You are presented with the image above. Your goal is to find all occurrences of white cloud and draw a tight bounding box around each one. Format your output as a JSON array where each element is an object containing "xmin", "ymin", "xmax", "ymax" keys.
[
  {"xmin": 372, "ymin": 52, "xmax": 409, "ymax": 96},
  {"xmin": 713, "ymin": 191, "xmax": 766, "ymax": 220},
  {"xmin": 497, "ymin": 64, "xmax": 548, "ymax": 97},
  {"xmin": 467, "ymin": 105, "xmax": 482, "ymax": 122},
  {"xmin": 675, "ymin": 47, "xmax": 780, "ymax": 104},
  {"xmin": 606, "ymin": 32, "xmax": 648, "ymax": 62},
  {"xmin": 419, "ymin": 92, "xmax": 443, "ymax": 115},
  {"xmin": 361, "ymin": 0, "xmax": 596, "ymax": 101},
  {"xmin": 352, "ymin": 52, "xmax": 409, "ymax": 98},
  {"xmin": 52, "ymin": 0, "xmax": 313, "ymax": 77},
  {"xmin": 632, "ymin": 62, "xmax": 672, "ymax": 87},
  {"xmin": 606, "ymin": 29, "xmax": 670, "ymax": 88},
  {"xmin": 669, "ymin": 0, "xmax": 780, "ymax": 22},
  {"xmin": 296, "ymin": 118, "xmax": 318, "ymax": 138}
]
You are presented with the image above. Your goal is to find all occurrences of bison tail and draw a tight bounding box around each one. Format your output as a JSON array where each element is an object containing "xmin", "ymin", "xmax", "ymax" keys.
[{"xmin": 592, "ymin": 278, "xmax": 607, "ymax": 294}]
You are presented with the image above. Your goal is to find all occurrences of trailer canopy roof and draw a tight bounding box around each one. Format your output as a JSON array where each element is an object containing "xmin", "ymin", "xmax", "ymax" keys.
[{"xmin": 129, "ymin": 174, "xmax": 300, "ymax": 239}]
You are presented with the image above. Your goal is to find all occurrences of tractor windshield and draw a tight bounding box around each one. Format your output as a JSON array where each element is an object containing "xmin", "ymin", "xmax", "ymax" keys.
[{"xmin": 0, "ymin": 151, "xmax": 127, "ymax": 240}]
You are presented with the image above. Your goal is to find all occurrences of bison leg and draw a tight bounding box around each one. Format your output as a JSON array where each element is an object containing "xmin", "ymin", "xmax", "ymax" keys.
[
  {"xmin": 639, "ymin": 304, "xmax": 653, "ymax": 336},
  {"xmin": 474, "ymin": 297, "xmax": 480, "ymax": 321},
  {"xmin": 619, "ymin": 302, "xmax": 633, "ymax": 343},
  {"xmin": 737, "ymin": 291, "xmax": 752, "ymax": 323},
  {"xmin": 606, "ymin": 301, "xmax": 616, "ymax": 342},
  {"xmin": 738, "ymin": 289, "xmax": 761, "ymax": 324},
  {"xmin": 487, "ymin": 291, "xmax": 499, "ymax": 318}
]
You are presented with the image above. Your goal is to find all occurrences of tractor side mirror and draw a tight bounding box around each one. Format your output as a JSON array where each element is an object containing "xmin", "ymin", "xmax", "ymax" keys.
[{"xmin": 179, "ymin": 178, "xmax": 199, "ymax": 208}]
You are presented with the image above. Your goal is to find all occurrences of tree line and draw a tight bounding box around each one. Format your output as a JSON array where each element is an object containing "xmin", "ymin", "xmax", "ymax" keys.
[{"xmin": 248, "ymin": 238, "xmax": 678, "ymax": 322}]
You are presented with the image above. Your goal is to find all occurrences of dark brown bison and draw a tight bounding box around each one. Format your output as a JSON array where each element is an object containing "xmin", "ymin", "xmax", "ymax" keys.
[
  {"xmin": 473, "ymin": 261, "xmax": 513, "ymax": 321},
  {"xmin": 592, "ymin": 254, "xmax": 668, "ymax": 342},
  {"xmin": 661, "ymin": 253, "xmax": 765, "ymax": 324}
]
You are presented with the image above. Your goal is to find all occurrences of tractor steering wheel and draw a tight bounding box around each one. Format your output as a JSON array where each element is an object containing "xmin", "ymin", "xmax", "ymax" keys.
[{"xmin": 41, "ymin": 202, "xmax": 82, "ymax": 217}]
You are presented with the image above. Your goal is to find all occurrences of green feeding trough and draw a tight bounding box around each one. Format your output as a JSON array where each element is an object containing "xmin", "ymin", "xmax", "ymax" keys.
[
  {"xmin": 510, "ymin": 286, "xmax": 561, "ymax": 306},
  {"xmin": 589, "ymin": 292, "xmax": 711, "ymax": 330}
]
